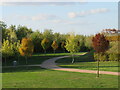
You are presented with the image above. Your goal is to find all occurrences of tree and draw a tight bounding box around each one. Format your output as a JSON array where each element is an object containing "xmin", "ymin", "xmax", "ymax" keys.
[
  {"xmin": 51, "ymin": 40, "xmax": 58, "ymax": 53},
  {"xmin": 85, "ymin": 36, "xmax": 93, "ymax": 51},
  {"xmin": 13, "ymin": 41, "xmax": 21, "ymax": 64},
  {"xmin": 19, "ymin": 38, "xmax": 34, "ymax": 64},
  {"xmin": 6, "ymin": 28, "xmax": 18, "ymax": 43},
  {"xmin": 92, "ymin": 33, "xmax": 109, "ymax": 77},
  {"xmin": 16, "ymin": 25, "xmax": 33, "ymax": 41},
  {"xmin": 2, "ymin": 39, "xmax": 14, "ymax": 66},
  {"xmin": 41, "ymin": 38, "xmax": 50, "ymax": 53},
  {"xmin": 42, "ymin": 29, "xmax": 53, "ymax": 41},
  {"xmin": 65, "ymin": 33, "xmax": 80, "ymax": 63},
  {"xmin": 29, "ymin": 31, "xmax": 43, "ymax": 53},
  {"xmin": 61, "ymin": 41, "xmax": 66, "ymax": 52},
  {"xmin": 0, "ymin": 21, "xmax": 7, "ymax": 42}
]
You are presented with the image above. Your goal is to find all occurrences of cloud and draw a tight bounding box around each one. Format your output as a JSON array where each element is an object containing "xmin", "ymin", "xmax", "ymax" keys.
[
  {"xmin": 52, "ymin": 19, "xmax": 93, "ymax": 26},
  {"xmin": 68, "ymin": 8, "xmax": 109, "ymax": 18},
  {"xmin": 68, "ymin": 12, "xmax": 77, "ymax": 18},
  {"xmin": 8, "ymin": 14, "xmax": 58, "ymax": 21},
  {"xmin": 31, "ymin": 14, "xmax": 57, "ymax": 21}
]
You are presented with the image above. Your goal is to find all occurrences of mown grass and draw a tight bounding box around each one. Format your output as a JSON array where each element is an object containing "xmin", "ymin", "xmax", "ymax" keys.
[
  {"xmin": 2, "ymin": 66, "xmax": 118, "ymax": 88},
  {"xmin": 56, "ymin": 51, "xmax": 119, "ymax": 72},
  {"xmin": 2, "ymin": 52, "xmax": 85, "ymax": 66}
]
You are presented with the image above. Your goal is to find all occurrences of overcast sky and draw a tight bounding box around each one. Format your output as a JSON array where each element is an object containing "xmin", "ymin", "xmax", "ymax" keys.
[{"xmin": 0, "ymin": 2, "xmax": 118, "ymax": 35}]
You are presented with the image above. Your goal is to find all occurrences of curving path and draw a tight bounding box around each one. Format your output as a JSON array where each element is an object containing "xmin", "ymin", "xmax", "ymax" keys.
[{"xmin": 41, "ymin": 55, "xmax": 120, "ymax": 76}]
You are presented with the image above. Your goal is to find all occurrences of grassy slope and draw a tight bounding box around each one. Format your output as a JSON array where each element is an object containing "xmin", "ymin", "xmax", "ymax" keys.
[
  {"xmin": 3, "ymin": 66, "xmax": 118, "ymax": 88},
  {"xmin": 56, "ymin": 51, "xmax": 119, "ymax": 72}
]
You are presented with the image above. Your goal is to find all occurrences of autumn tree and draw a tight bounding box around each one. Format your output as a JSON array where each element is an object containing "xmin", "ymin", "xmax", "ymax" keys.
[
  {"xmin": 51, "ymin": 40, "xmax": 58, "ymax": 53},
  {"xmin": 61, "ymin": 41, "xmax": 66, "ymax": 52},
  {"xmin": 92, "ymin": 33, "xmax": 109, "ymax": 77},
  {"xmin": 41, "ymin": 38, "xmax": 50, "ymax": 53},
  {"xmin": 19, "ymin": 38, "xmax": 34, "ymax": 64},
  {"xmin": 65, "ymin": 33, "xmax": 80, "ymax": 63}
]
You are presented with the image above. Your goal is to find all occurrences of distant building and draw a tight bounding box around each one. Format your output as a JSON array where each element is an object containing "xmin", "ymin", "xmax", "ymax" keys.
[{"xmin": 101, "ymin": 29, "xmax": 120, "ymax": 35}]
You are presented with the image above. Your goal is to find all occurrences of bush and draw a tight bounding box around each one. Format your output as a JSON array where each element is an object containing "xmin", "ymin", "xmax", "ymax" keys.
[{"xmin": 109, "ymin": 53, "xmax": 119, "ymax": 61}]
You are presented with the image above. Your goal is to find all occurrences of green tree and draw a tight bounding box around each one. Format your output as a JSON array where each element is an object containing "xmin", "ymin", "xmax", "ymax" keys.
[
  {"xmin": 19, "ymin": 38, "xmax": 34, "ymax": 64},
  {"xmin": 29, "ymin": 30, "xmax": 43, "ymax": 53},
  {"xmin": 13, "ymin": 41, "xmax": 21, "ymax": 64},
  {"xmin": 51, "ymin": 40, "xmax": 58, "ymax": 53},
  {"xmin": 16, "ymin": 25, "xmax": 33, "ymax": 41},
  {"xmin": 6, "ymin": 28, "xmax": 18, "ymax": 43},
  {"xmin": 2, "ymin": 39, "xmax": 14, "ymax": 66},
  {"xmin": 43, "ymin": 29, "xmax": 53, "ymax": 41},
  {"xmin": 0, "ymin": 21, "xmax": 7, "ymax": 42},
  {"xmin": 65, "ymin": 33, "xmax": 80, "ymax": 63},
  {"xmin": 41, "ymin": 38, "xmax": 50, "ymax": 53},
  {"xmin": 85, "ymin": 36, "xmax": 93, "ymax": 51}
]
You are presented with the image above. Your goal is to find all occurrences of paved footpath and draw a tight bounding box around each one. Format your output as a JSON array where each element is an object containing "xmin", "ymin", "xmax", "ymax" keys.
[{"xmin": 41, "ymin": 55, "xmax": 120, "ymax": 76}]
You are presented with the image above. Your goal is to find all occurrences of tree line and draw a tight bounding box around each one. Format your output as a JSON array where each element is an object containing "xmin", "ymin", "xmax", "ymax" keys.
[{"xmin": 0, "ymin": 21, "xmax": 119, "ymax": 65}]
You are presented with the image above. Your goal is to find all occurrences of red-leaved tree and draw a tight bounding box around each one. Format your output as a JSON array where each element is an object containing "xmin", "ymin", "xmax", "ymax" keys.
[{"xmin": 92, "ymin": 33, "xmax": 109, "ymax": 77}]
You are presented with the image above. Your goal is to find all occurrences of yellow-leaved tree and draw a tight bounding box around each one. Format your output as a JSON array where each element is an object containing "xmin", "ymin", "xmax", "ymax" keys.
[
  {"xmin": 65, "ymin": 33, "xmax": 80, "ymax": 63},
  {"xmin": 51, "ymin": 40, "xmax": 58, "ymax": 53},
  {"xmin": 19, "ymin": 38, "xmax": 34, "ymax": 64}
]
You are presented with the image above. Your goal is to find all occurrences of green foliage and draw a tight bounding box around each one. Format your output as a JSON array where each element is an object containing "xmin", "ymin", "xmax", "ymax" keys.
[
  {"xmin": 85, "ymin": 36, "xmax": 93, "ymax": 50},
  {"xmin": 2, "ymin": 40, "xmax": 14, "ymax": 58},
  {"xmin": 108, "ymin": 53, "xmax": 119, "ymax": 61},
  {"xmin": 43, "ymin": 29, "xmax": 53, "ymax": 41},
  {"xmin": 29, "ymin": 31, "xmax": 43, "ymax": 53},
  {"xmin": 13, "ymin": 41, "xmax": 21, "ymax": 56},
  {"xmin": 0, "ymin": 21, "xmax": 7, "ymax": 41},
  {"xmin": 94, "ymin": 53, "xmax": 108, "ymax": 61},
  {"xmin": 16, "ymin": 25, "xmax": 33, "ymax": 41},
  {"xmin": 65, "ymin": 33, "xmax": 80, "ymax": 63},
  {"xmin": 65, "ymin": 33, "xmax": 80, "ymax": 53},
  {"xmin": 6, "ymin": 29, "xmax": 18, "ymax": 43},
  {"xmin": 107, "ymin": 41, "xmax": 120, "ymax": 54},
  {"xmin": 41, "ymin": 38, "xmax": 50, "ymax": 53}
]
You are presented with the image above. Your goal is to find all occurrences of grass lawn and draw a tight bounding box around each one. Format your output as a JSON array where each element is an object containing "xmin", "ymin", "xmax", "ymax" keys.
[
  {"xmin": 2, "ymin": 52, "xmax": 85, "ymax": 66},
  {"xmin": 56, "ymin": 51, "xmax": 119, "ymax": 72},
  {"xmin": 2, "ymin": 66, "xmax": 118, "ymax": 88}
]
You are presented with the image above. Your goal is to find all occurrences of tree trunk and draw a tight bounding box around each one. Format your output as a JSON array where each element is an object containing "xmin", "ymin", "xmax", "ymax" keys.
[
  {"xmin": 63, "ymin": 49, "xmax": 65, "ymax": 53},
  {"xmin": 71, "ymin": 54, "xmax": 74, "ymax": 63},
  {"xmin": 54, "ymin": 50, "xmax": 55, "ymax": 53},
  {"xmin": 25, "ymin": 56, "xmax": 28, "ymax": 65},
  {"xmin": 97, "ymin": 60, "xmax": 100, "ymax": 77},
  {"xmin": 5, "ymin": 57, "xmax": 6, "ymax": 66},
  {"xmin": 17, "ymin": 55, "xmax": 19, "ymax": 65},
  {"xmin": 44, "ymin": 50, "xmax": 46, "ymax": 54}
]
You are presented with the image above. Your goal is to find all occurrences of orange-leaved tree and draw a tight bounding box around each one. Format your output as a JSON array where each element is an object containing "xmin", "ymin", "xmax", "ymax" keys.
[
  {"xmin": 92, "ymin": 33, "xmax": 109, "ymax": 77},
  {"xmin": 19, "ymin": 37, "xmax": 34, "ymax": 64},
  {"xmin": 51, "ymin": 40, "xmax": 58, "ymax": 53}
]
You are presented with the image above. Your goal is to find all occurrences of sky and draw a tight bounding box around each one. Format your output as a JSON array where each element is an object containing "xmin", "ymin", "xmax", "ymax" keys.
[{"xmin": 0, "ymin": 2, "xmax": 118, "ymax": 35}]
